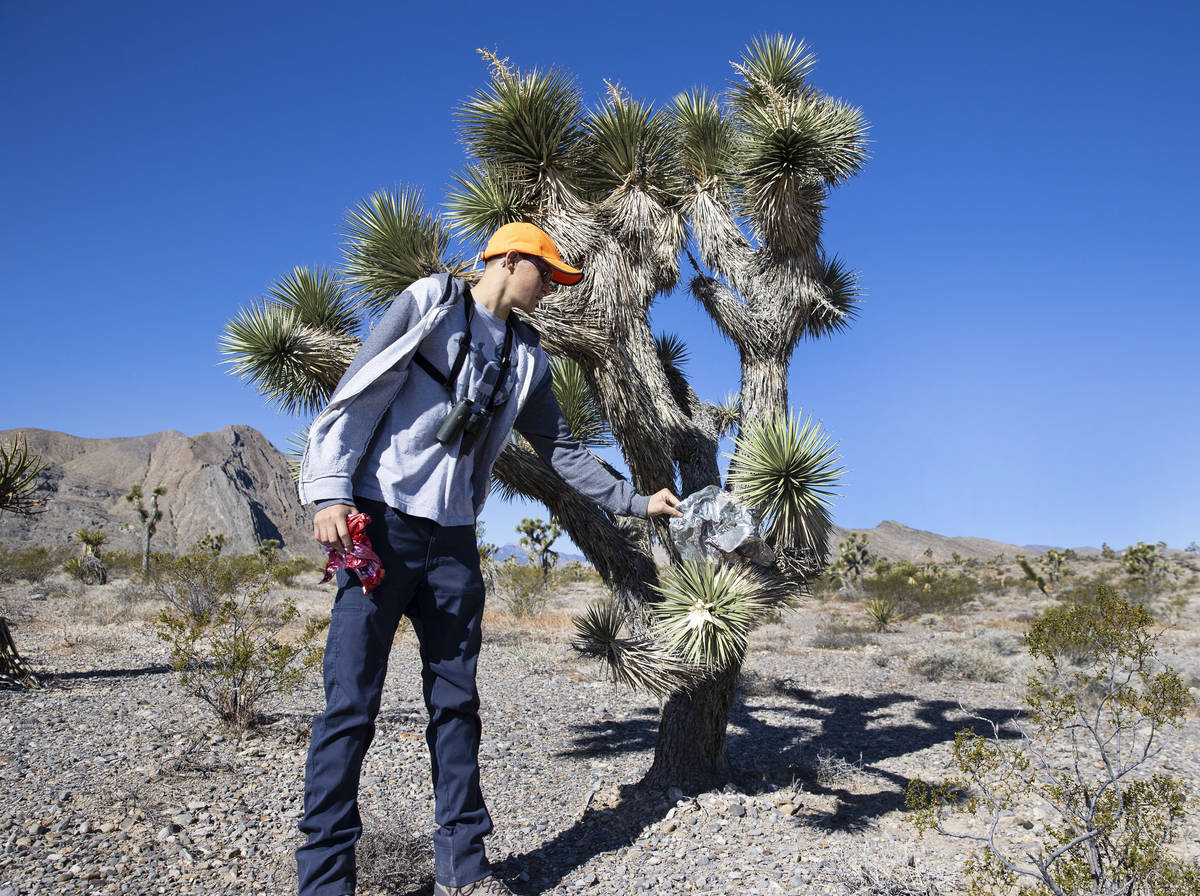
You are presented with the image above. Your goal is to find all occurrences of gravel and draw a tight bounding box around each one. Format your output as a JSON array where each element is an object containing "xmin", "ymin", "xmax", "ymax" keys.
[{"xmin": 2, "ymin": 578, "xmax": 1198, "ymax": 895}]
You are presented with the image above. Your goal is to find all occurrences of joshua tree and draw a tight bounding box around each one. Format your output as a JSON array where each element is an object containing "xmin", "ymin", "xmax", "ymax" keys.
[
  {"xmin": 0, "ymin": 435, "xmax": 46, "ymax": 516},
  {"xmin": 836, "ymin": 532, "xmax": 873, "ymax": 591},
  {"xmin": 1, "ymin": 436, "xmax": 47, "ymax": 687},
  {"xmin": 1038, "ymin": 548, "xmax": 1075, "ymax": 587},
  {"xmin": 517, "ymin": 517, "xmax": 562, "ymax": 575},
  {"xmin": 73, "ymin": 526, "xmax": 109, "ymax": 585},
  {"xmin": 221, "ymin": 35, "xmax": 867, "ymax": 788},
  {"xmin": 1122, "ymin": 540, "xmax": 1174, "ymax": 600},
  {"xmin": 125, "ymin": 484, "xmax": 167, "ymax": 577}
]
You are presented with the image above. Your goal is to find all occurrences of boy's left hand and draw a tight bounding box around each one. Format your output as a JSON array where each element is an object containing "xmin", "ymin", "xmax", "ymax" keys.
[{"xmin": 647, "ymin": 488, "xmax": 684, "ymax": 518}]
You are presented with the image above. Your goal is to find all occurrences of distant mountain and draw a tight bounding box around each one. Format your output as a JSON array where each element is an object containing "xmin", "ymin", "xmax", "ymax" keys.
[
  {"xmin": 831, "ymin": 520, "xmax": 1090, "ymax": 562},
  {"xmin": 0, "ymin": 426, "xmax": 317, "ymax": 557},
  {"xmin": 1, "ymin": 425, "xmax": 1097, "ymax": 566},
  {"xmin": 494, "ymin": 543, "xmax": 588, "ymax": 565}
]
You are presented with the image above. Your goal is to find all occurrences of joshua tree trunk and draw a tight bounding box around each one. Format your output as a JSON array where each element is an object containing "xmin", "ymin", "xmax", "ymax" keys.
[
  {"xmin": 0, "ymin": 617, "xmax": 39, "ymax": 688},
  {"xmin": 141, "ymin": 527, "xmax": 152, "ymax": 576},
  {"xmin": 645, "ymin": 665, "xmax": 738, "ymax": 789},
  {"xmin": 739, "ymin": 356, "xmax": 790, "ymax": 429}
]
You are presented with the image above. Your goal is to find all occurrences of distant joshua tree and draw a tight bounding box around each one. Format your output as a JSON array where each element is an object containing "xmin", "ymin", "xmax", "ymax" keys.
[
  {"xmin": 73, "ymin": 527, "xmax": 109, "ymax": 585},
  {"xmin": 125, "ymin": 484, "xmax": 167, "ymax": 576},
  {"xmin": 517, "ymin": 517, "xmax": 562, "ymax": 576}
]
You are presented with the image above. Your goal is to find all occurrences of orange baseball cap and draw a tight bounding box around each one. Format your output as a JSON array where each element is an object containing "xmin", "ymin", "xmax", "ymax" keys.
[{"xmin": 482, "ymin": 222, "xmax": 583, "ymax": 286}]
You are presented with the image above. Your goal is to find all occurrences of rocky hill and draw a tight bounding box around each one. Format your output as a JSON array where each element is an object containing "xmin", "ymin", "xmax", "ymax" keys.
[
  {"xmin": 830, "ymin": 519, "xmax": 1086, "ymax": 562},
  {"xmin": 0, "ymin": 426, "xmax": 317, "ymax": 557}
]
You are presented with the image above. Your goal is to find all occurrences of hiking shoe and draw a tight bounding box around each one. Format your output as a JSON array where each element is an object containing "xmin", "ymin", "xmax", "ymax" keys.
[{"xmin": 433, "ymin": 875, "xmax": 515, "ymax": 895}]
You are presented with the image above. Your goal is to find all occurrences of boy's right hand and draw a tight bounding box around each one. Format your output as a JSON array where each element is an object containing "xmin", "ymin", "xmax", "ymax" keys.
[{"xmin": 313, "ymin": 503, "xmax": 357, "ymax": 551}]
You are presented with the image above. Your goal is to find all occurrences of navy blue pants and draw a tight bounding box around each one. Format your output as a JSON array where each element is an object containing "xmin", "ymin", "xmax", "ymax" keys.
[{"xmin": 296, "ymin": 499, "xmax": 493, "ymax": 895}]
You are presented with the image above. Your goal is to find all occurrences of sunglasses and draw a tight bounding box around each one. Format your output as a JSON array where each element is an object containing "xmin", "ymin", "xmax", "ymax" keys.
[{"xmin": 520, "ymin": 254, "xmax": 554, "ymax": 285}]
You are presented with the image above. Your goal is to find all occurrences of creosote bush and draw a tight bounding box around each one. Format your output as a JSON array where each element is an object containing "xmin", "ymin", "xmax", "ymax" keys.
[
  {"xmin": 153, "ymin": 547, "xmax": 327, "ymax": 732},
  {"xmin": 906, "ymin": 644, "xmax": 1008, "ymax": 683},
  {"xmin": 0, "ymin": 544, "xmax": 70, "ymax": 585},
  {"xmin": 491, "ymin": 560, "xmax": 552, "ymax": 618},
  {"xmin": 863, "ymin": 560, "xmax": 979, "ymax": 616},
  {"xmin": 905, "ymin": 587, "xmax": 1200, "ymax": 896}
]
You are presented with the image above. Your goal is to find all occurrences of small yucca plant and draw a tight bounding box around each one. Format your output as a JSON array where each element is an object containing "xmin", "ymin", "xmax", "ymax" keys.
[
  {"xmin": 866, "ymin": 597, "xmax": 901, "ymax": 632},
  {"xmin": 650, "ymin": 560, "xmax": 769, "ymax": 669}
]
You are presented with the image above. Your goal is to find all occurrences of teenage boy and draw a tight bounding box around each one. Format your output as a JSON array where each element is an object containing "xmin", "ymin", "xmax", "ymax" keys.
[{"xmin": 296, "ymin": 222, "xmax": 682, "ymax": 896}]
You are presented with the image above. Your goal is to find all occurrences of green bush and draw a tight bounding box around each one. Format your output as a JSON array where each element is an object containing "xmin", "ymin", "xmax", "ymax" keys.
[
  {"xmin": 99, "ymin": 550, "xmax": 143, "ymax": 579},
  {"xmin": 271, "ymin": 554, "xmax": 323, "ymax": 586},
  {"xmin": 491, "ymin": 561, "xmax": 551, "ymax": 617},
  {"xmin": 810, "ymin": 620, "xmax": 874, "ymax": 650},
  {"xmin": 907, "ymin": 644, "xmax": 1008, "ymax": 682},
  {"xmin": 153, "ymin": 550, "xmax": 327, "ymax": 732},
  {"xmin": 0, "ymin": 543, "xmax": 70, "ymax": 584},
  {"xmin": 906, "ymin": 587, "xmax": 1199, "ymax": 895},
  {"xmin": 556, "ymin": 559, "xmax": 600, "ymax": 585},
  {"xmin": 863, "ymin": 561, "xmax": 980, "ymax": 615}
]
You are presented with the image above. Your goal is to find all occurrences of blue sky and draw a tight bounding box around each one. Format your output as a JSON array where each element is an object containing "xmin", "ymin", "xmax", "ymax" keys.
[{"xmin": 2, "ymin": 1, "xmax": 1197, "ymax": 551}]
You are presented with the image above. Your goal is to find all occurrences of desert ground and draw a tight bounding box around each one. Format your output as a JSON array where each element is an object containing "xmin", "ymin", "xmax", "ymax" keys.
[{"xmin": 2, "ymin": 554, "xmax": 1198, "ymax": 896}]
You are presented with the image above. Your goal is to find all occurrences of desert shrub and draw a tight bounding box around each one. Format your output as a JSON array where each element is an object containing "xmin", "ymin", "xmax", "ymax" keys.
[
  {"xmin": 863, "ymin": 561, "xmax": 980, "ymax": 615},
  {"xmin": 491, "ymin": 560, "xmax": 551, "ymax": 618},
  {"xmin": 813, "ymin": 749, "xmax": 872, "ymax": 788},
  {"xmin": 356, "ymin": 811, "xmax": 434, "ymax": 893},
  {"xmin": 112, "ymin": 580, "xmax": 152, "ymax": 605},
  {"xmin": 906, "ymin": 587, "xmax": 1200, "ymax": 896},
  {"xmin": 966, "ymin": 628, "xmax": 1023, "ymax": 657},
  {"xmin": 271, "ymin": 555, "xmax": 323, "ymax": 586},
  {"xmin": 556, "ymin": 559, "xmax": 600, "ymax": 585},
  {"xmin": 907, "ymin": 644, "xmax": 1008, "ymax": 683},
  {"xmin": 811, "ymin": 621, "xmax": 874, "ymax": 650},
  {"xmin": 737, "ymin": 668, "xmax": 791, "ymax": 698},
  {"xmin": 64, "ymin": 554, "xmax": 109, "ymax": 585},
  {"xmin": 99, "ymin": 550, "xmax": 142, "ymax": 579},
  {"xmin": 0, "ymin": 543, "xmax": 70, "ymax": 584},
  {"xmin": 153, "ymin": 550, "xmax": 327, "ymax": 732},
  {"xmin": 36, "ymin": 576, "xmax": 84, "ymax": 600}
]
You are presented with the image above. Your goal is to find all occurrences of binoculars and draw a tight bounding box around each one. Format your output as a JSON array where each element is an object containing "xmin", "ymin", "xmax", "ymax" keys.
[{"xmin": 435, "ymin": 398, "xmax": 490, "ymax": 456}]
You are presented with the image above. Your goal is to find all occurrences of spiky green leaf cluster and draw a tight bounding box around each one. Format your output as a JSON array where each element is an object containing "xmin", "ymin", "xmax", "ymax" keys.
[
  {"xmin": 727, "ymin": 411, "xmax": 841, "ymax": 558},
  {"xmin": 806, "ymin": 253, "xmax": 862, "ymax": 338},
  {"xmin": 0, "ymin": 436, "xmax": 47, "ymax": 515},
  {"xmin": 572, "ymin": 601, "xmax": 698, "ymax": 697},
  {"xmin": 447, "ymin": 165, "xmax": 530, "ymax": 244},
  {"xmin": 458, "ymin": 65, "xmax": 586, "ymax": 188},
  {"xmin": 582, "ymin": 96, "xmax": 681, "ymax": 203},
  {"xmin": 650, "ymin": 560, "xmax": 768, "ymax": 669},
  {"xmin": 342, "ymin": 187, "xmax": 456, "ymax": 317},
  {"xmin": 671, "ymin": 89, "xmax": 734, "ymax": 186},
  {"xmin": 727, "ymin": 34, "xmax": 817, "ymax": 112},
  {"xmin": 220, "ymin": 266, "xmax": 360, "ymax": 417},
  {"xmin": 654, "ymin": 332, "xmax": 689, "ymax": 379},
  {"xmin": 550, "ymin": 357, "xmax": 612, "ymax": 449}
]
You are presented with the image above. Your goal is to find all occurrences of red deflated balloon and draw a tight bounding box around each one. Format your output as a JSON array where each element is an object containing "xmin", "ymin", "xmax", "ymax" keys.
[{"xmin": 319, "ymin": 512, "xmax": 386, "ymax": 594}]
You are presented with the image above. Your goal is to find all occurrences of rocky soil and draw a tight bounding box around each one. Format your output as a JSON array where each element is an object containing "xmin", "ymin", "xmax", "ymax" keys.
[{"xmin": 2, "ymin": 567, "xmax": 1198, "ymax": 896}]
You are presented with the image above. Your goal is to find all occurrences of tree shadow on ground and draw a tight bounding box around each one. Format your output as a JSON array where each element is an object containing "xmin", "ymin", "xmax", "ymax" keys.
[
  {"xmin": 483, "ymin": 684, "xmax": 1021, "ymax": 894},
  {"xmin": 726, "ymin": 683, "xmax": 1021, "ymax": 824},
  {"xmin": 47, "ymin": 663, "xmax": 172, "ymax": 682}
]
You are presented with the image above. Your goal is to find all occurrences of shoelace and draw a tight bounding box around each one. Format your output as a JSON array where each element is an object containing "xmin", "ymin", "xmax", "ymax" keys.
[{"xmin": 473, "ymin": 877, "xmax": 513, "ymax": 895}]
